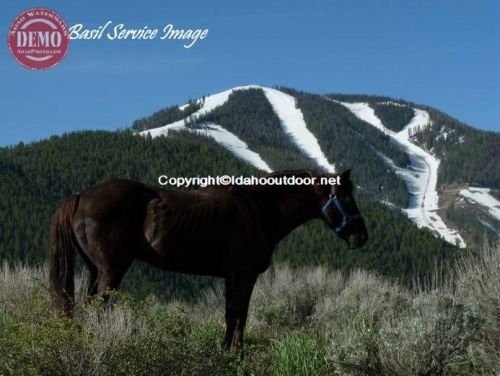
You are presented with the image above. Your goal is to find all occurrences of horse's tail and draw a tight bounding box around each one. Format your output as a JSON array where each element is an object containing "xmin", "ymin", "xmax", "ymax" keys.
[{"xmin": 49, "ymin": 194, "xmax": 80, "ymax": 315}]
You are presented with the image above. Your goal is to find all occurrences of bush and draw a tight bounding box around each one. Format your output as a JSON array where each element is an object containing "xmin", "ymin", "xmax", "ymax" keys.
[{"xmin": 0, "ymin": 244, "xmax": 498, "ymax": 375}]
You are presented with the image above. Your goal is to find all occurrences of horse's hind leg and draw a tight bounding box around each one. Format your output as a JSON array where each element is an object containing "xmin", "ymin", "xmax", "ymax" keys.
[
  {"xmin": 97, "ymin": 269, "xmax": 124, "ymax": 294},
  {"xmin": 76, "ymin": 246, "xmax": 98, "ymax": 298},
  {"xmin": 95, "ymin": 261, "xmax": 132, "ymax": 299},
  {"xmin": 74, "ymin": 219, "xmax": 134, "ymax": 302},
  {"xmin": 86, "ymin": 264, "xmax": 98, "ymax": 297}
]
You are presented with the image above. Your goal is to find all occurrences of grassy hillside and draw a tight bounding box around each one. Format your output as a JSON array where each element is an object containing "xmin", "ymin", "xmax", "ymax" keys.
[{"xmin": 0, "ymin": 244, "xmax": 498, "ymax": 375}]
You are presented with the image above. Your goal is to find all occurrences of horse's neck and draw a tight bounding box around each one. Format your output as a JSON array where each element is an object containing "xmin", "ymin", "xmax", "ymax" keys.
[{"xmin": 271, "ymin": 185, "xmax": 321, "ymax": 243}]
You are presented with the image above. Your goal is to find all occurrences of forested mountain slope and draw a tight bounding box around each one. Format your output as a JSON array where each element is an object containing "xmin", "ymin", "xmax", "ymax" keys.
[
  {"xmin": 1, "ymin": 85, "xmax": 498, "ymax": 298},
  {"xmin": 0, "ymin": 130, "xmax": 458, "ymax": 299}
]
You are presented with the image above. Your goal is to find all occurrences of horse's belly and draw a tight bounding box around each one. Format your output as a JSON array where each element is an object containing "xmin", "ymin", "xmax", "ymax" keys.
[{"xmin": 141, "ymin": 237, "xmax": 231, "ymax": 277}]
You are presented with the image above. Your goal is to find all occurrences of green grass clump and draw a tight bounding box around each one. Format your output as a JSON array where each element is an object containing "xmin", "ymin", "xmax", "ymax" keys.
[{"xmin": 271, "ymin": 331, "xmax": 330, "ymax": 375}]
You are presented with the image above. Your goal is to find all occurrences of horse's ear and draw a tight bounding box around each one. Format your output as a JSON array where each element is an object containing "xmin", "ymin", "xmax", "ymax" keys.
[{"xmin": 340, "ymin": 169, "xmax": 351, "ymax": 181}]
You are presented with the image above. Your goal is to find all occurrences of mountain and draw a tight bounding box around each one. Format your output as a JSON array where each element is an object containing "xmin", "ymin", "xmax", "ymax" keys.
[
  {"xmin": 135, "ymin": 85, "xmax": 500, "ymax": 249},
  {"xmin": 1, "ymin": 85, "xmax": 498, "ymax": 299}
]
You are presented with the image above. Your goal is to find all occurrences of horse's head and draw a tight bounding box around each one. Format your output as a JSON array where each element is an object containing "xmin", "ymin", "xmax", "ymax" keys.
[{"xmin": 319, "ymin": 169, "xmax": 368, "ymax": 249}]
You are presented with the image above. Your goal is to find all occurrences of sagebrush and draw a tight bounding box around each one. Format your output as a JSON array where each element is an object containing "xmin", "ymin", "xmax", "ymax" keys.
[{"xmin": 0, "ymin": 244, "xmax": 498, "ymax": 375}]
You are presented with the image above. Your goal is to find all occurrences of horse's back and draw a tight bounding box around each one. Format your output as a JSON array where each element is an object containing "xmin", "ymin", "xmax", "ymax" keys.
[
  {"xmin": 70, "ymin": 179, "xmax": 274, "ymax": 277},
  {"xmin": 77, "ymin": 179, "xmax": 155, "ymax": 213}
]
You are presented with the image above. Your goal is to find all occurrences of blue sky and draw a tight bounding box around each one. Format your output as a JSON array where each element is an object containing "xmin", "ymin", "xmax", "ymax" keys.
[{"xmin": 1, "ymin": 0, "xmax": 498, "ymax": 146}]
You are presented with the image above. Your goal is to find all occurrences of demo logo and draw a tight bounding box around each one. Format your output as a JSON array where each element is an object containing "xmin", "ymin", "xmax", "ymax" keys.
[{"xmin": 8, "ymin": 7, "xmax": 70, "ymax": 70}]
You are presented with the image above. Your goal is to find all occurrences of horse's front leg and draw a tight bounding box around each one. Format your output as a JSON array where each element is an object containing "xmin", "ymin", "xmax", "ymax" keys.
[{"xmin": 223, "ymin": 272, "xmax": 257, "ymax": 350}]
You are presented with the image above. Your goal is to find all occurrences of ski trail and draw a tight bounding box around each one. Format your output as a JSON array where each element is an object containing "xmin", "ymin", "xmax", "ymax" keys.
[
  {"xmin": 189, "ymin": 123, "xmax": 273, "ymax": 172},
  {"xmin": 460, "ymin": 187, "xmax": 500, "ymax": 221},
  {"xmin": 141, "ymin": 85, "xmax": 335, "ymax": 173},
  {"xmin": 337, "ymin": 100, "xmax": 465, "ymax": 248},
  {"xmin": 262, "ymin": 87, "xmax": 335, "ymax": 173},
  {"xmin": 143, "ymin": 120, "xmax": 272, "ymax": 172}
]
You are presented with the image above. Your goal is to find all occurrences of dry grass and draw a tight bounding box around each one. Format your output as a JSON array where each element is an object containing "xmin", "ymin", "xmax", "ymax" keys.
[{"xmin": 0, "ymin": 244, "xmax": 498, "ymax": 375}]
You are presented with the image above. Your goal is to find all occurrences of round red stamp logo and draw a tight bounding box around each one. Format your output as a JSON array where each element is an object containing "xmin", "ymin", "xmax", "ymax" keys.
[{"xmin": 7, "ymin": 7, "xmax": 70, "ymax": 70}]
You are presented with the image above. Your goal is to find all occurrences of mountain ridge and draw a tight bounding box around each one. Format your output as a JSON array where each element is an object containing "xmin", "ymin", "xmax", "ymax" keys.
[
  {"xmin": 1, "ymin": 85, "xmax": 498, "ymax": 298},
  {"xmin": 135, "ymin": 85, "xmax": 499, "ymax": 248}
]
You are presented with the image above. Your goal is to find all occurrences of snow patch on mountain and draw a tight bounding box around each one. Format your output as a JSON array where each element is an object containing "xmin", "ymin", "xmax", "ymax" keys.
[
  {"xmin": 436, "ymin": 126, "xmax": 449, "ymax": 141},
  {"xmin": 192, "ymin": 123, "xmax": 273, "ymax": 172},
  {"xmin": 337, "ymin": 100, "xmax": 466, "ymax": 248},
  {"xmin": 460, "ymin": 187, "xmax": 500, "ymax": 221},
  {"xmin": 261, "ymin": 88, "xmax": 335, "ymax": 173},
  {"xmin": 399, "ymin": 109, "xmax": 431, "ymax": 139},
  {"xmin": 143, "ymin": 121, "xmax": 272, "ymax": 172},
  {"xmin": 145, "ymin": 85, "xmax": 262, "ymax": 139},
  {"xmin": 140, "ymin": 85, "xmax": 274, "ymax": 172},
  {"xmin": 375, "ymin": 101, "xmax": 408, "ymax": 107},
  {"xmin": 143, "ymin": 85, "xmax": 335, "ymax": 173},
  {"xmin": 340, "ymin": 102, "xmax": 388, "ymax": 133},
  {"xmin": 478, "ymin": 219, "xmax": 500, "ymax": 236}
]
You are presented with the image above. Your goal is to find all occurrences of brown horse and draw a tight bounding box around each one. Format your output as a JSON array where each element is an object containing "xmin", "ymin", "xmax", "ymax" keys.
[{"xmin": 49, "ymin": 169, "xmax": 367, "ymax": 349}]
